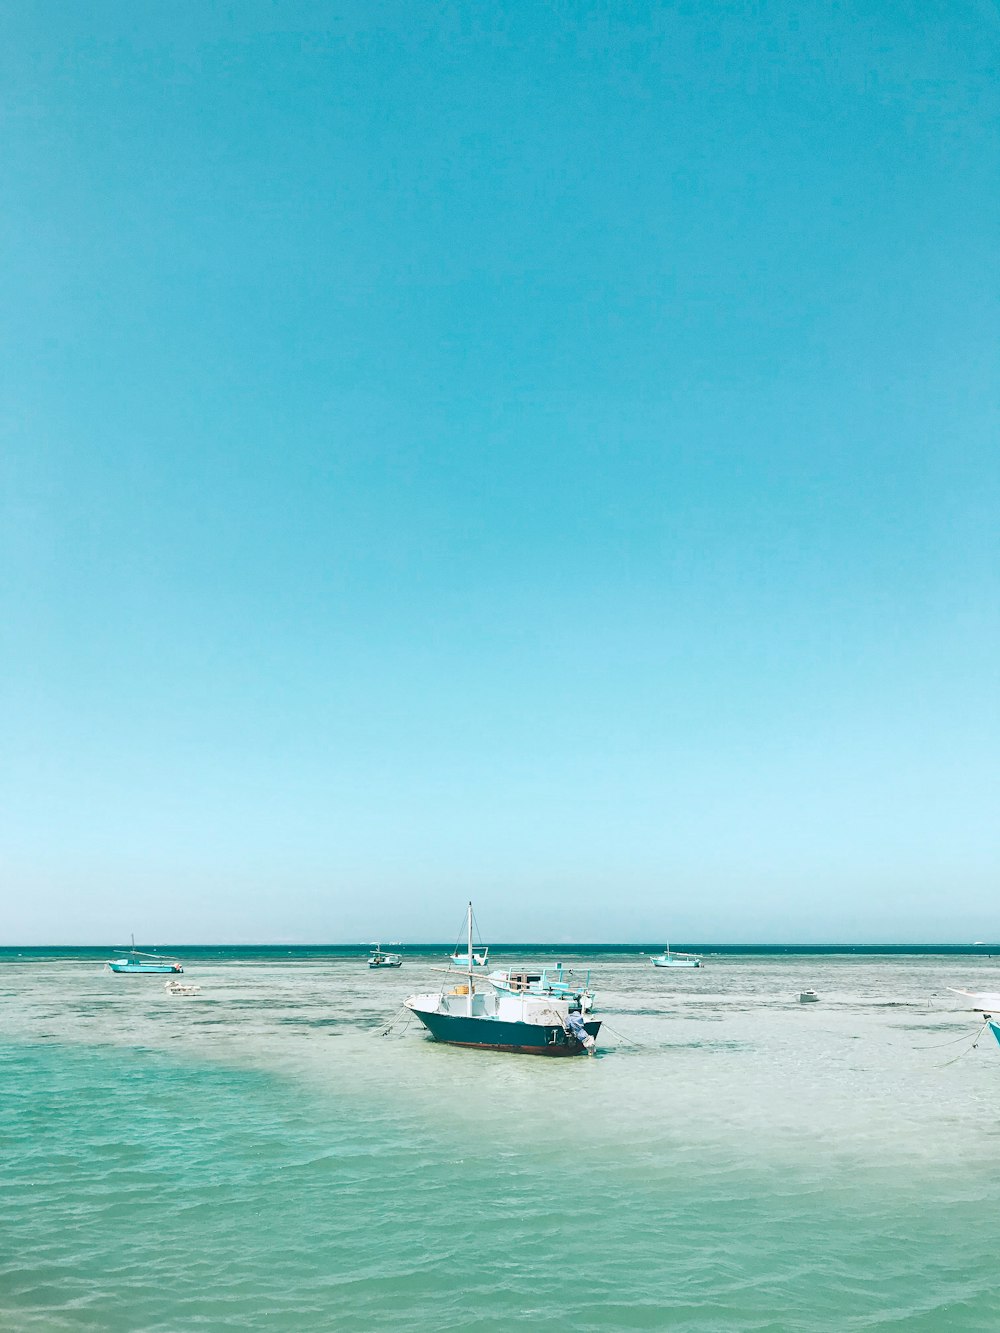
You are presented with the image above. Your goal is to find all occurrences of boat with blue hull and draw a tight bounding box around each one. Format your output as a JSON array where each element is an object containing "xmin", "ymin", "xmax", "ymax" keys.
[
  {"xmin": 407, "ymin": 990, "xmax": 600, "ymax": 1055},
  {"xmin": 449, "ymin": 949, "xmax": 489, "ymax": 968},
  {"xmin": 447, "ymin": 907, "xmax": 489, "ymax": 968},
  {"xmin": 107, "ymin": 936, "xmax": 183, "ymax": 975},
  {"xmin": 406, "ymin": 903, "xmax": 600, "ymax": 1056}
]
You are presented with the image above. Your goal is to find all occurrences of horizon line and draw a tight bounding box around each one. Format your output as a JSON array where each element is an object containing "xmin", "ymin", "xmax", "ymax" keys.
[{"xmin": 0, "ymin": 940, "xmax": 994, "ymax": 950}]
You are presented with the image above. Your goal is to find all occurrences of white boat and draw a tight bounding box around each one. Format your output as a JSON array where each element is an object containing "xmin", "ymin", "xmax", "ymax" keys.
[
  {"xmin": 799, "ymin": 989, "xmax": 820, "ymax": 1003},
  {"xmin": 164, "ymin": 980, "xmax": 201, "ymax": 996},
  {"xmin": 449, "ymin": 950, "xmax": 489, "ymax": 967},
  {"xmin": 948, "ymin": 988, "xmax": 1000, "ymax": 1012},
  {"xmin": 448, "ymin": 902, "xmax": 489, "ymax": 967},
  {"xmin": 369, "ymin": 945, "xmax": 402, "ymax": 968},
  {"xmin": 650, "ymin": 944, "xmax": 702, "ymax": 968}
]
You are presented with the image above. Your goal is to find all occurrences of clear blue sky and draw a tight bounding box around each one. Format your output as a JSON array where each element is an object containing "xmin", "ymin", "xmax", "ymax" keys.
[{"xmin": 2, "ymin": 1, "xmax": 997, "ymax": 943}]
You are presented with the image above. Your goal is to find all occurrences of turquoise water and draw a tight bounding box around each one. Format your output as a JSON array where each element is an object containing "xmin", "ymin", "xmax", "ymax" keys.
[{"xmin": 3, "ymin": 951, "xmax": 1000, "ymax": 1330}]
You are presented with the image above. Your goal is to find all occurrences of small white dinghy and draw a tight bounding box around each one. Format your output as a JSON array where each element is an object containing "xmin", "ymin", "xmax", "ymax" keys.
[
  {"xmin": 799, "ymin": 990, "xmax": 820, "ymax": 1003},
  {"xmin": 164, "ymin": 980, "xmax": 201, "ymax": 996}
]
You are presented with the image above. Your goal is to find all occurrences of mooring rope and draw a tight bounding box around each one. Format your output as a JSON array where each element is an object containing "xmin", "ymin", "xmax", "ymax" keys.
[
  {"xmin": 599, "ymin": 1020, "xmax": 644, "ymax": 1048},
  {"xmin": 934, "ymin": 1021, "xmax": 990, "ymax": 1068},
  {"xmin": 377, "ymin": 1007, "xmax": 411, "ymax": 1037},
  {"xmin": 914, "ymin": 1027, "xmax": 993, "ymax": 1051}
]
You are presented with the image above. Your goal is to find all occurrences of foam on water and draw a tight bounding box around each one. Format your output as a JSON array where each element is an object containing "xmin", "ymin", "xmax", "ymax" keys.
[{"xmin": 3, "ymin": 952, "xmax": 1000, "ymax": 1330}]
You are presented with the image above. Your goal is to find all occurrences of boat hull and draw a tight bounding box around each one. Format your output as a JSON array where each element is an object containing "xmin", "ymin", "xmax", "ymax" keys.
[
  {"xmin": 651, "ymin": 958, "xmax": 701, "ymax": 968},
  {"xmin": 410, "ymin": 1008, "xmax": 601, "ymax": 1056},
  {"xmin": 108, "ymin": 962, "xmax": 183, "ymax": 974}
]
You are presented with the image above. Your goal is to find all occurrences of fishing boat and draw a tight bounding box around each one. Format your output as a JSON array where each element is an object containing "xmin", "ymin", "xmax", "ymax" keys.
[
  {"xmin": 488, "ymin": 962, "xmax": 596, "ymax": 1014},
  {"xmin": 369, "ymin": 945, "xmax": 402, "ymax": 968},
  {"xmin": 107, "ymin": 936, "xmax": 183, "ymax": 975},
  {"xmin": 799, "ymin": 989, "xmax": 820, "ymax": 1003},
  {"xmin": 406, "ymin": 904, "xmax": 601, "ymax": 1056},
  {"xmin": 650, "ymin": 944, "xmax": 702, "ymax": 968},
  {"xmin": 449, "ymin": 949, "xmax": 489, "ymax": 967},
  {"xmin": 448, "ymin": 905, "xmax": 489, "ymax": 968}
]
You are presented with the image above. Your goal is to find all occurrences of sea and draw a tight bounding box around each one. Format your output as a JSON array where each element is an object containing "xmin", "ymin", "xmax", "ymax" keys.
[{"xmin": 3, "ymin": 945, "xmax": 1000, "ymax": 1331}]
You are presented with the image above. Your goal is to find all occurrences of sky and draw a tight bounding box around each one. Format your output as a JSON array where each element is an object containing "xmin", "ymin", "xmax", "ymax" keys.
[{"xmin": 1, "ymin": 0, "xmax": 998, "ymax": 944}]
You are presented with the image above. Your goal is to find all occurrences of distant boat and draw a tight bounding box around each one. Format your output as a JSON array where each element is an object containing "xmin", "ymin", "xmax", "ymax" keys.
[
  {"xmin": 107, "ymin": 935, "xmax": 183, "ymax": 975},
  {"xmin": 369, "ymin": 944, "xmax": 402, "ymax": 969},
  {"xmin": 799, "ymin": 990, "xmax": 820, "ymax": 1003},
  {"xmin": 650, "ymin": 944, "xmax": 702, "ymax": 968},
  {"xmin": 488, "ymin": 963, "xmax": 596, "ymax": 1014},
  {"xmin": 448, "ymin": 902, "xmax": 489, "ymax": 968},
  {"xmin": 449, "ymin": 949, "xmax": 489, "ymax": 967},
  {"xmin": 407, "ymin": 903, "xmax": 600, "ymax": 1056},
  {"xmin": 164, "ymin": 980, "xmax": 200, "ymax": 996}
]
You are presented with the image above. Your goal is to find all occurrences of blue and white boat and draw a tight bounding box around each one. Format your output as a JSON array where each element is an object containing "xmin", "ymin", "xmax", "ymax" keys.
[
  {"xmin": 449, "ymin": 949, "xmax": 489, "ymax": 968},
  {"xmin": 407, "ymin": 904, "xmax": 600, "ymax": 1056},
  {"xmin": 488, "ymin": 963, "xmax": 596, "ymax": 1014},
  {"xmin": 650, "ymin": 944, "xmax": 702, "ymax": 969},
  {"xmin": 448, "ymin": 905, "xmax": 489, "ymax": 968},
  {"xmin": 107, "ymin": 936, "xmax": 183, "ymax": 975}
]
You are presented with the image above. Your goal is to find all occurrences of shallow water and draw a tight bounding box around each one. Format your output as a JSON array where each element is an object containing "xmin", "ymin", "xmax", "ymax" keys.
[{"xmin": 3, "ymin": 951, "xmax": 1000, "ymax": 1330}]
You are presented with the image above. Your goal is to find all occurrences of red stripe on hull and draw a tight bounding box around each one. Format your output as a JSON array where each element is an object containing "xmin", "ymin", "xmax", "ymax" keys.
[{"xmin": 425, "ymin": 1036, "xmax": 591, "ymax": 1056}]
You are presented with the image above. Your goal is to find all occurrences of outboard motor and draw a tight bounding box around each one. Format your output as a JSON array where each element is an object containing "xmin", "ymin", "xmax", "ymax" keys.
[{"xmin": 565, "ymin": 1011, "xmax": 596, "ymax": 1053}]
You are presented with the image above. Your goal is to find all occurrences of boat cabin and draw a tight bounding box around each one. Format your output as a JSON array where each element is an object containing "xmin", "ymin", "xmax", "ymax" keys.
[{"xmin": 501, "ymin": 971, "xmax": 543, "ymax": 992}]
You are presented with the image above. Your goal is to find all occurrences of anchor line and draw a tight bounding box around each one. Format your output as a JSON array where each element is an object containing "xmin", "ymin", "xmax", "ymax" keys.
[
  {"xmin": 599, "ymin": 1020, "xmax": 644, "ymax": 1048},
  {"xmin": 914, "ymin": 1028, "xmax": 992, "ymax": 1051},
  {"xmin": 934, "ymin": 1021, "xmax": 990, "ymax": 1069},
  {"xmin": 377, "ymin": 1006, "xmax": 411, "ymax": 1037}
]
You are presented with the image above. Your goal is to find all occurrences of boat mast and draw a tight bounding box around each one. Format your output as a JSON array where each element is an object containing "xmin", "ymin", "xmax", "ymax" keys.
[{"xmin": 466, "ymin": 900, "xmax": 474, "ymax": 1016}]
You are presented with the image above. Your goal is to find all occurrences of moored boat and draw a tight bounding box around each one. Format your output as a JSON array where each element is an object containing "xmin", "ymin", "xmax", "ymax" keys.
[
  {"xmin": 406, "ymin": 988, "xmax": 600, "ymax": 1055},
  {"xmin": 369, "ymin": 945, "xmax": 402, "ymax": 968},
  {"xmin": 407, "ymin": 904, "xmax": 600, "ymax": 1056},
  {"xmin": 650, "ymin": 944, "xmax": 702, "ymax": 969},
  {"xmin": 107, "ymin": 936, "xmax": 183, "ymax": 974},
  {"xmin": 446, "ymin": 902, "xmax": 489, "ymax": 967},
  {"xmin": 449, "ymin": 949, "xmax": 489, "ymax": 967}
]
